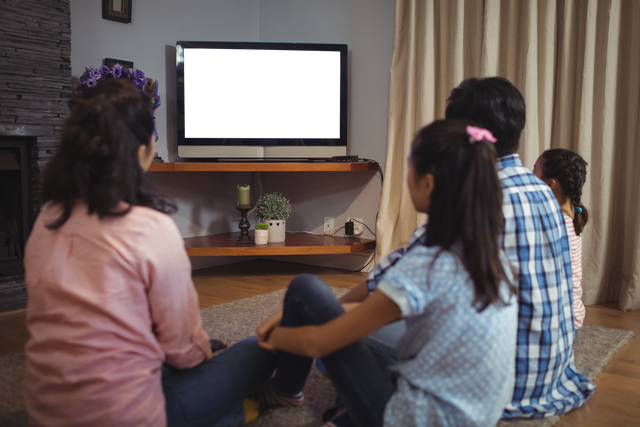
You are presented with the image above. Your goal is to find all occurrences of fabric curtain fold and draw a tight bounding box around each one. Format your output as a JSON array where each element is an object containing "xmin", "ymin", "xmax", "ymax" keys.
[{"xmin": 378, "ymin": 0, "xmax": 640, "ymax": 310}]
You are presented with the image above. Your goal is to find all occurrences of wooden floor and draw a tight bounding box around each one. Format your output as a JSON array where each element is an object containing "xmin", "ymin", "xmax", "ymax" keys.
[{"xmin": 0, "ymin": 259, "xmax": 638, "ymax": 426}]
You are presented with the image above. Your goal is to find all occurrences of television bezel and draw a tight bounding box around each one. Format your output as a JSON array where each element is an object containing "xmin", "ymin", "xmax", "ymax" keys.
[{"xmin": 176, "ymin": 41, "xmax": 348, "ymax": 160}]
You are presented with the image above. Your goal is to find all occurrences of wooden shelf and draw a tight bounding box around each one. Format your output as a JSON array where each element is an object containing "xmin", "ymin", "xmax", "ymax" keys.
[
  {"xmin": 150, "ymin": 162, "xmax": 378, "ymax": 258},
  {"xmin": 185, "ymin": 232, "xmax": 375, "ymax": 256},
  {"xmin": 149, "ymin": 161, "xmax": 377, "ymax": 172}
]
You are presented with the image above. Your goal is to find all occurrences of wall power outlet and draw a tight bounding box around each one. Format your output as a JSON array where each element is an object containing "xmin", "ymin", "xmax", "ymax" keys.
[
  {"xmin": 346, "ymin": 217, "xmax": 364, "ymax": 237},
  {"xmin": 323, "ymin": 216, "xmax": 334, "ymax": 235}
]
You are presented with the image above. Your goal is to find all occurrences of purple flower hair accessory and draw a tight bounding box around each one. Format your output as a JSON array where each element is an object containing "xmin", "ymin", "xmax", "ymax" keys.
[
  {"xmin": 76, "ymin": 62, "xmax": 161, "ymax": 111},
  {"xmin": 111, "ymin": 64, "xmax": 123, "ymax": 78},
  {"xmin": 77, "ymin": 63, "xmax": 147, "ymax": 95}
]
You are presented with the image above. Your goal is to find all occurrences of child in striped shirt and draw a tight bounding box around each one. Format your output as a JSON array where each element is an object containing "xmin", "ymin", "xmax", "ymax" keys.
[{"xmin": 533, "ymin": 149, "xmax": 589, "ymax": 329}]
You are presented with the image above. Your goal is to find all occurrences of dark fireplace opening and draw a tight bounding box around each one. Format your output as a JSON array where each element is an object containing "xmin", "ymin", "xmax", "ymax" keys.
[
  {"xmin": 1, "ymin": 0, "xmax": 70, "ymax": 311},
  {"xmin": 1, "ymin": 153, "xmax": 24, "ymax": 270},
  {"xmin": 0, "ymin": 141, "xmax": 32, "ymax": 276},
  {"xmin": 0, "ymin": 138, "xmax": 33, "ymax": 311}
]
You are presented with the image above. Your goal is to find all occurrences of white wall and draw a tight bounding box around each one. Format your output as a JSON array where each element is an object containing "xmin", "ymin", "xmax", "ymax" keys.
[{"xmin": 70, "ymin": 0, "xmax": 395, "ymax": 270}]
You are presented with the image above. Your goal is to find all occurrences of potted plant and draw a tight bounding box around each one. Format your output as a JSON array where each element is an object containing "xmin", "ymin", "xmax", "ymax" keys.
[
  {"xmin": 255, "ymin": 192, "xmax": 291, "ymax": 243},
  {"xmin": 254, "ymin": 222, "xmax": 269, "ymax": 245}
]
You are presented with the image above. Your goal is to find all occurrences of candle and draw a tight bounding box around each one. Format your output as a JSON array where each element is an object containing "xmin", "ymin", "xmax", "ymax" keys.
[{"xmin": 237, "ymin": 184, "xmax": 250, "ymax": 206}]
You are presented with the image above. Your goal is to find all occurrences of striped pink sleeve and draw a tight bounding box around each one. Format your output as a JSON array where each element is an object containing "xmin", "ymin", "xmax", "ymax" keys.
[{"xmin": 564, "ymin": 215, "xmax": 585, "ymax": 329}]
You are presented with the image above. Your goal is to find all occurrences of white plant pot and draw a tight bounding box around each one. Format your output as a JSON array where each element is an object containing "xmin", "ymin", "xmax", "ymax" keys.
[
  {"xmin": 263, "ymin": 219, "xmax": 286, "ymax": 243},
  {"xmin": 254, "ymin": 229, "xmax": 269, "ymax": 245}
]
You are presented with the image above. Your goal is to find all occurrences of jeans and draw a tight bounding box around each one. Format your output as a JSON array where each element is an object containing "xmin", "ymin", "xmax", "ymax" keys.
[
  {"xmin": 364, "ymin": 319, "xmax": 405, "ymax": 368},
  {"xmin": 162, "ymin": 337, "xmax": 277, "ymax": 427},
  {"xmin": 274, "ymin": 274, "xmax": 397, "ymax": 427}
]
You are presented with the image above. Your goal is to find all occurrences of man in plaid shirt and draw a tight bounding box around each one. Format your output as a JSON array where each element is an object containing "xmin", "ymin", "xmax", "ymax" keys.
[{"xmin": 445, "ymin": 77, "xmax": 595, "ymax": 417}]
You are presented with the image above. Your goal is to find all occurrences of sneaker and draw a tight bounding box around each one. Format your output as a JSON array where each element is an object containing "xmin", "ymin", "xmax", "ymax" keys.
[{"xmin": 251, "ymin": 378, "xmax": 304, "ymax": 408}]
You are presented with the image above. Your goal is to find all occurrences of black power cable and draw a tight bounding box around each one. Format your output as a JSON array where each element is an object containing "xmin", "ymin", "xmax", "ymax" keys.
[
  {"xmin": 359, "ymin": 157, "xmax": 384, "ymax": 185},
  {"xmin": 347, "ymin": 218, "xmax": 376, "ymax": 237},
  {"xmin": 351, "ymin": 158, "xmax": 383, "ymax": 273},
  {"xmin": 353, "ymin": 254, "xmax": 375, "ymax": 273}
]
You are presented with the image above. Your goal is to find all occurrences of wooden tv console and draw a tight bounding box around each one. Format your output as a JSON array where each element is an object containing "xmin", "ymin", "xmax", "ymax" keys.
[{"xmin": 149, "ymin": 162, "xmax": 377, "ymax": 256}]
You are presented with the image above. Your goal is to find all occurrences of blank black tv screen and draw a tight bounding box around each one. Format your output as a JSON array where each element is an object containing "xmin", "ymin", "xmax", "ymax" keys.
[{"xmin": 185, "ymin": 48, "xmax": 340, "ymax": 138}]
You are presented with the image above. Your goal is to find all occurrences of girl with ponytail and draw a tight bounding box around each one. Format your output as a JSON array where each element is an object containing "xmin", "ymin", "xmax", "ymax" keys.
[
  {"xmin": 533, "ymin": 149, "xmax": 589, "ymax": 329},
  {"xmin": 252, "ymin": 119, "xmax": 518, "ymax": 427}
]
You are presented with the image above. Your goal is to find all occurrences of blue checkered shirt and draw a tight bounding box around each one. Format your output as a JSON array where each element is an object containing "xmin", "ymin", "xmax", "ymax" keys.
[{"xmin": 497, "ymin": 154, "xmax": 594, "ymax": 418}]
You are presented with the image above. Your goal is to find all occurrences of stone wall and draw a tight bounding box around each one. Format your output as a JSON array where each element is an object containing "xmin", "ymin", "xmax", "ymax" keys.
[{"xmin": 0, "ymin": 0, "xmax": 72, "ymax": 219}]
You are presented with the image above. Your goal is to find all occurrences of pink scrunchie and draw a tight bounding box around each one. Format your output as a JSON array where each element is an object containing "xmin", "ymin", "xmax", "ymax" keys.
[{"xmin": 466, "ymin": 125, "xmax": 497, "ymax": 143}]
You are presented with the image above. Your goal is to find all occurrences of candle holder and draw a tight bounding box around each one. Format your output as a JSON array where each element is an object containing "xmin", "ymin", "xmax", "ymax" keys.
[{"xmin": 235, "ymin": 204, "xmax": 254, "ymax": 245}]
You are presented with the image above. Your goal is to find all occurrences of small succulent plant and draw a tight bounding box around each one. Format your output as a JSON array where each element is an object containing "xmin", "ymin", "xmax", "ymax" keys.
[
  {"xmin": 255, "ymin": 222, "xmax": 268, "ymax": 230},
  {"xmin": 255, "ymin": 193, "xmax": 291, "ymax": 221}
]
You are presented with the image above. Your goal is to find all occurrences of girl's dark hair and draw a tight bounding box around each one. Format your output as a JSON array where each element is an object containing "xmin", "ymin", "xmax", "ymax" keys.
[
  {"xmin": 539, "ymin": 148, "xmax": 589, "ymax": 236},
  {"xmin": 42, "ymin": 79, "xmax": 176, "ymax": 229},
  {"xmin": 411, "ymin": 119, "xmax": 515, "ymax": 311},
  {"xmin": 445, "ymin": 77, "xmax": 526, "ymax": 158}
]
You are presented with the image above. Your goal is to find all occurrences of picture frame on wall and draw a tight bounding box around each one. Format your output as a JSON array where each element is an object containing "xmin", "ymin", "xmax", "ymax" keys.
[
  {"xmin": 102, "ymin": 0, "xmax": 132, "ymax": 24},
  {"xmin": 104, "ymin": 58, "xmax": 134, "ymax": 69}
]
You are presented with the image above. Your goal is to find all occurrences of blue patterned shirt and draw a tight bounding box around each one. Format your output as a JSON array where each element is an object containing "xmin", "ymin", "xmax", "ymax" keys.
[
  {"xmin": 369, "ymin": 227, "xmax": 518, "ymax": 426},
  {"xmin": 497, "ymin": 154, "xmax": 594, "ymax": 418},
  {"xmin": 367, "ymin": 225, "xmax": 427, "ymax": 293}
]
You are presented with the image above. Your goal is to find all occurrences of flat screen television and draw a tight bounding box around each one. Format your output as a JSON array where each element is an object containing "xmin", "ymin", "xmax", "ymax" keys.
[{"xmin": 176, "ymin": 41, "xmax": 348, "ymax": 160}]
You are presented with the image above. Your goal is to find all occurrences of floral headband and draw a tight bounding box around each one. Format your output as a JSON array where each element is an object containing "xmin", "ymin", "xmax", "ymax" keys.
[{"xmin": 466, "ymin": 126, "xmax": 497, "ymax": 143}]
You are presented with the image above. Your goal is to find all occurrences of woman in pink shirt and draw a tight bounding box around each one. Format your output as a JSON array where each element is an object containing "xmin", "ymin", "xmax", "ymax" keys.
[
  {"xmin": 24, "ymin": 79, "xmax": 276, "ymax": 427},
  {"xmin": 533, "ymin": 149, "xmax": 589, "ymax": 330}
]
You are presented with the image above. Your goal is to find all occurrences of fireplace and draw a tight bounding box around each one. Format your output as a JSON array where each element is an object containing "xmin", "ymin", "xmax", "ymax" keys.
[
  {"xmin": 0, "ymin": 137, "xmax": 34, "ymax": 310},
  {"xmin": 0, "ymin": 0, "xmax": 71, "ymax": 310},
  {"xmin": 0, "ymin": 138, "xmax": 33, "ymax": 275}
]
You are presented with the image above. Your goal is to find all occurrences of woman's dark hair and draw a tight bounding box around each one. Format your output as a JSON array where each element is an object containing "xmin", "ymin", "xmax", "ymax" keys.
[
  {"xmin": 539, "ymin": 148, "xmax": 589, "ymax": 236},
  {"xmin": 445, "ymin": 77, "xmax": 526, "ymax": 158},
  {"xmin": 42, "ymin": 79, "xmax": 176, "ymax": 229},
  {"xmin": 411, "ymin": 119, "xmax": 515, "ymax": 311}
]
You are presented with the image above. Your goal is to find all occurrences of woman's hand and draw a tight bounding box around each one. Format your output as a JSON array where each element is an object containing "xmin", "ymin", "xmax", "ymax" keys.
[
  {"xmin": 257, "ymin": 327, "xmax": 279, "ymax": 353},
  {"xmin": 257, "ymin": 310, "xmax": 283, "ymax": 352}
]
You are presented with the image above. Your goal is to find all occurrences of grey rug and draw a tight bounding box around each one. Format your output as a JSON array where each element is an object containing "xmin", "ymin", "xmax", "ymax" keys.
[{"xmin": 0, "ymin": 288, "xmax": 635, "ymax": 427}]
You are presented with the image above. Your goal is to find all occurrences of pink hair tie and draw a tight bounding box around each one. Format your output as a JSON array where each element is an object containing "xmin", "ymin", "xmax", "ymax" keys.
[{"xmin": 466, "ymin": 125, "xmax": 497, "ymax": 143}]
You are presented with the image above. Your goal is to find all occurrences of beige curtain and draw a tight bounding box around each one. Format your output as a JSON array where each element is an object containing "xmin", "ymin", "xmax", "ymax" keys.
[{"xmin": 378, "ymin": 0, "xmax": 640, "ymax": 311}]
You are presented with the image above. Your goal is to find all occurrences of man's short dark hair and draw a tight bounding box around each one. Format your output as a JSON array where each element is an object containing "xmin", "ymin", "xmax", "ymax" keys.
[{"xmin": 445, "ymin": 77, "xmax": 526, "ymax": 157}]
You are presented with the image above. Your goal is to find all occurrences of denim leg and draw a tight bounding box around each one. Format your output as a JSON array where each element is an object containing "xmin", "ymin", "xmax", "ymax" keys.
[
  {"xmin": 321, "ymin": 339, "xmax": 396, "ymax": 427},
  {"xmin": 274, "ymin": 274, "xmax": 395, "ymax": 427},
  {"xmin": 163, "ymin": 337, "xmax": 277, "ymax": 427},
  {"xmin": 273, "ymin": 274, "xmax": 347, "ymax": 395},
  {"xmin": 366, "ymin": 320, "xmax": 405, "ymax": 359}
]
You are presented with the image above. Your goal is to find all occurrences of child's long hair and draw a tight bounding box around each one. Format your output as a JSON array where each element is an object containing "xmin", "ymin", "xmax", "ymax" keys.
[
  {"xmin": 539, "ymin": 148, "xmax": 589, "ymax": 236},
  {"xmin": 42, "ymin": 79, "xmax": 176, "ymax": 229},
  {"xmin": 411, "ymin": 119, "xmax": 515, "ymax": 311}
]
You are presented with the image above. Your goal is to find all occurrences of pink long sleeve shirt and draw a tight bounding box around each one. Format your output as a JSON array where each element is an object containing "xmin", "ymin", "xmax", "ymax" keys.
[{"xmin": 23, "ymin": 202, "xmax": 210, "ymax": 427}]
